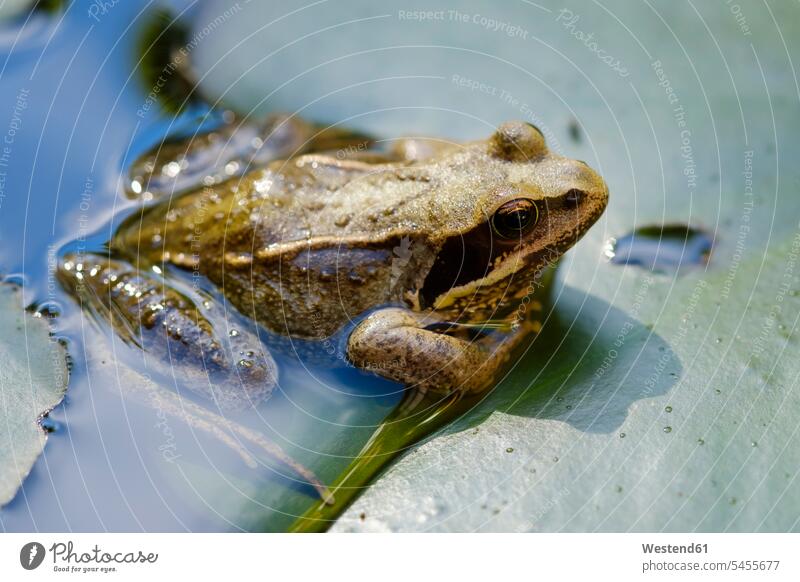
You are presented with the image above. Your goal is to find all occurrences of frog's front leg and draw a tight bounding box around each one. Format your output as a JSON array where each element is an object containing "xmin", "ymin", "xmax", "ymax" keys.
[{"xmin": 347, "ymin": 308, "xmax": 528, "ymax": 396}]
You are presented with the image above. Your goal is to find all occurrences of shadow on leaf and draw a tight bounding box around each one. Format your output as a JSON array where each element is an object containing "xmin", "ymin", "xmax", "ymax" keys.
[{"xmin": 447, "ymin": 284, "xmax": 681, "ymax": 436}]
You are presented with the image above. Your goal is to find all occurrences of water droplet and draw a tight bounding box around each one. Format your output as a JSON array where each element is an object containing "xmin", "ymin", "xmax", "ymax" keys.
[
  {"xmin": 697, "ymin": 438, "xmax": 705, "ymax": 445},
  {"xmin": 40, "ymin": 416, "xmax": 60, "ymax": 433},
  {"xmin": 163, "ymin": 161, "xmax": 181, "ymax": 178},
  {"xmin": 751, "ymin": 441, "xmax": 758, "ymax": 447},
  {"xmin": 619, "ymin": 432, "xmax": 626, "ymax": 438},
  {"xmin": 319, "ymin": 267, "xmax": 337, "ymax": 282},
  {"xmin": 715, "ymin": 337, "xmax": 722, "ymax": 344},
  {"xmin": 238, "ymin": 359, "xmax": 253, "ymax": 368},
  {"xmin": 34, "ymin": 301, "xmax": 62, "ymax": 319},
  {"xmin": 556, "ymin": 396, "xmax": 564, "ymax": 402},
  {"xmin": 229, "ymin": 329, "xmax": 240, "ymax": 337},
  {"xmin": 348, "ymin": 271, "xmax": 366, "ymax": 285},
  {"xmin": 663, "ymin": 426, "xmax": 672, "ymax": 433},
  {"xmin": 715, "ymin": 389, "xmax": 721, "ymax": 394},
  {"xmin": 606, "ymin": 224, "xmax": 713, "ymax": 274},
  {"xmin": 665, "ymin": 406, "xmax": 673, "ymax": 413},
  {"xmin": 552, "ymin": 456, "xmax": 559, "ymax": 462},
  {"xmin": 505, "ymin": 447, "xmax": 514, "ymax": 453}
]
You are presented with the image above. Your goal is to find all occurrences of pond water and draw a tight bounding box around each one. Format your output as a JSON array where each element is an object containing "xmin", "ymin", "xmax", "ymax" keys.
[{"xmin": 0, "ymin": 4, "xmax": 410, "ymax": 532}]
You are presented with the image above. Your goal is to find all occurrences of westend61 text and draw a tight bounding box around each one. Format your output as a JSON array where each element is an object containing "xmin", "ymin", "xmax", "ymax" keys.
[{"xmin": 643, "ymin": 543, "xmax": 708, "ymax": 554}]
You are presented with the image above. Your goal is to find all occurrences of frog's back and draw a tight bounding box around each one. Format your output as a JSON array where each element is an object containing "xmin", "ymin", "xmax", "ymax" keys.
[
  {"xmin": 113, "ymin": 154, "xmax": 435, "ymax": 338},
  {"xmin": 112, "ymin": 138, "xmax": 517, "ymax": 338}
]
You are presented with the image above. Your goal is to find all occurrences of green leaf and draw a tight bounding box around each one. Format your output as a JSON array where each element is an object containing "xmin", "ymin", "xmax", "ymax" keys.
[
  {"xmin": 0, "ymin": 284, "xmax": 69, "ymax": 506},
  {"xmin": 332, "ymin": 237, "xmax": 800, "ymax": 532},
  {"xmin": 323, "ymin": 1, "xmax": 800, "ymax": 533}
]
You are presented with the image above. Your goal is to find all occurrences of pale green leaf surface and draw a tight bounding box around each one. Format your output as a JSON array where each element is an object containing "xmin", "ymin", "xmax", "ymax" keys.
[{"xmin": 0, "ymin": 284, "xmax": 68, "ymax": 506}]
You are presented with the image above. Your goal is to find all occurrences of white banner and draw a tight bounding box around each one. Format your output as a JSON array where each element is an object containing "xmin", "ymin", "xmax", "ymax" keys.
[{"xmin": 1, "ymin": 533, "xmax": 798, "ymax": 581}]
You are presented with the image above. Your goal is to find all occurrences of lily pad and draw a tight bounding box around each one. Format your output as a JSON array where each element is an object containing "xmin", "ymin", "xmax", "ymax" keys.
[
  {"xmin": 315, "ymin": 0, "xmax": 800, "ymax": 531},
  {"xmin": 0, "ymin": 284, "xmax": 69, "ymax": 506},
  {"xmin": 333, "ymin": 242, "xmax": 800, "ymax": 531}
]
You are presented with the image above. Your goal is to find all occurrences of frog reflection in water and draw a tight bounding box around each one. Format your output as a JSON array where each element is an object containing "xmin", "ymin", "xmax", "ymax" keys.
[{"xmin": 58, "ymin": 119, "xmax": 607, "ymax": 507}]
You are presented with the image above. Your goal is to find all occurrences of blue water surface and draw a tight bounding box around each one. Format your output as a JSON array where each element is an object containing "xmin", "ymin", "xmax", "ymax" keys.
[{"xmin": 0, "ymin": 2, "xmax": 401, "ymax": 532}]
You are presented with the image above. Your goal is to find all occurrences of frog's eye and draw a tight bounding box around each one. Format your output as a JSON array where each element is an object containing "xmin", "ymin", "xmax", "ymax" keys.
[{"xmin": 491, "ymin": 199, "xmax": 539, "ymax": 239}]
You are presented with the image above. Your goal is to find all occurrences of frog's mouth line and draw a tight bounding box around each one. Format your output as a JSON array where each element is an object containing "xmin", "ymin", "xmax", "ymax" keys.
[
  {"xmin": 427, "ymin": 245, "xmax": 551, "ymax": 310},
  {"xmin": 420, "ymin": 189, "xmax": 608, "ymax": 311},
  {"xmin": 419, "ymin": 221, "xmax": 542, "ymax": 310}
]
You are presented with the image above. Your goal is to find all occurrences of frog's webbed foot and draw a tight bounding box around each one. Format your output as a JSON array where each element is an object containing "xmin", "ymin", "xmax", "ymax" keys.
[
  {"xmin": 58, "ymin": 252, "xmax": 277, "ymax": 411},
  {"xmin": 347, "ymin": 307, "xmax": 522, "ymax": 396}
]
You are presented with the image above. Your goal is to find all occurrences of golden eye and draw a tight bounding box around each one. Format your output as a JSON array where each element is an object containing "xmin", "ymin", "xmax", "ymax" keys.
[{"xmin": 491, "ymin": 199, "xmax": 539, "ymax": 238}]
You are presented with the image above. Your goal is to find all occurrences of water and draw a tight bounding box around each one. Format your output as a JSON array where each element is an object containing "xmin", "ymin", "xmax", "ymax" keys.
[
  {"xmin": 0, "ymin": 4, "xmax": 404, "ymax": 532},
  {"xmin": 604, "ymin": 225, "xmax": 713, "ymax": 274}
]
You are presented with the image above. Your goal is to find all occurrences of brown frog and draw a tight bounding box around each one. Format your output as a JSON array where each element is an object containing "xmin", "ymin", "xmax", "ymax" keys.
[{"xmin": 58, "ymin": 119, "xmax": 607, "ymax": 504}]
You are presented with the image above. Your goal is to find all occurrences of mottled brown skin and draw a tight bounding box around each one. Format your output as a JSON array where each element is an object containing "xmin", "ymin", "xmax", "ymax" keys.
[
  {"xmin": 111, "ymin": 120, "xmax": 608, "ymax": 395},
  {"xmin": 127, "ymin": 113, "xmax": 375, "ymax": 201}
]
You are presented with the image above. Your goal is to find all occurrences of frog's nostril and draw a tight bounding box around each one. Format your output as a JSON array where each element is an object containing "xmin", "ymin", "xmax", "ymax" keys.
[{"xmin": 563, "ymin": 189, "xmax": 585, "ymax": 208}]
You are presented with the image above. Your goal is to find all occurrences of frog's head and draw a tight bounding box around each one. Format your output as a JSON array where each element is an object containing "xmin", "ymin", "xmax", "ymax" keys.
[{"xmin": 420, "ymin": 121, "xmax": 608, "ymax": 316}]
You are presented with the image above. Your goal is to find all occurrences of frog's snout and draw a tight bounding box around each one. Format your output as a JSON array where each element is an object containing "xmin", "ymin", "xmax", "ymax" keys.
[
  {"xmin": 575, "ymin": 163, "xmax": 610, "ymax": 233},
  {"xmin": 489, "ymin": 120, "xmax": 548, "ymax": 162}
]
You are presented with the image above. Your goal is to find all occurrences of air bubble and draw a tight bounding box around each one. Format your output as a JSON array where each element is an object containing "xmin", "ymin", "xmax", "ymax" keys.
[{"xmin": 40, "ymin": 416, "xmax": 61, "ymax": 433}]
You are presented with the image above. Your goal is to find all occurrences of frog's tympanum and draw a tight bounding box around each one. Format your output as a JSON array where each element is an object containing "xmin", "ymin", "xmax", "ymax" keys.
[{"xmin": 59, "ymin": 119, "xmax": 607, "ymax": 507}]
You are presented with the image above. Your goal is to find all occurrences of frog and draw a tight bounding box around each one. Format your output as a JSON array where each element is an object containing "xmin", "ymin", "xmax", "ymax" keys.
[
  {"xmin": 125, "ymin": 112, "xmax": 375, "ymax": 201},
  {"xmin": 58, "ymin": 119, "xmax": 608, "ymax": 505}
]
